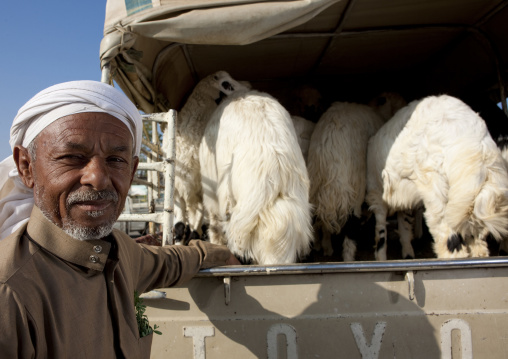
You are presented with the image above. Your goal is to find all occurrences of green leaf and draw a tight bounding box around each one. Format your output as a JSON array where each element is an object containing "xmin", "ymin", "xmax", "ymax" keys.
[{"xmin": 134, "ymin": 290, "xmax": 162, "ymax": 337}]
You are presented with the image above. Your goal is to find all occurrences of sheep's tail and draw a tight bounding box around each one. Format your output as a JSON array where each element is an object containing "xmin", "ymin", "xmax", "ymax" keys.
[
  {"xmin": 446, "ymin": 142, "xmax": 508, "ymax": 241},
  {"xmin": 311, "ymin": 179, "xmax": 356, "ymax": 233},
  {"xmin": 470, "ymin": 159, "xmax": 508, "ymax": 241},
  {"xmin": 255, "ymin": 196, "xmax": 313, "ymax": 264},
  {"xmin": 226, "ymin": 169, "xmax": 313, "ymax": 264}
]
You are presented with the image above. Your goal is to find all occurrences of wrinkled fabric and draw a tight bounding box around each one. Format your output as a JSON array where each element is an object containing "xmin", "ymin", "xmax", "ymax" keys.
[{"xmin": 0, "ymin": 80, "xmax": 142, "ymax": 240}]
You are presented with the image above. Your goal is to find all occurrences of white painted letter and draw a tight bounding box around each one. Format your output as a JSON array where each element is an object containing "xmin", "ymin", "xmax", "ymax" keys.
[
  {"xmin": 267, "ymin": 323, "xmax": 298, "ymax": 359},
  {"xmin": 440, "ymin": 319, "xmax": 472, "ymax": 359},
  {"xmin": 350, "ymin": 322, "xmax": 386, "ymax": 359},
  {"xmin": 184, "ymin": 326, "xmax": 215, "ymax": 359}
]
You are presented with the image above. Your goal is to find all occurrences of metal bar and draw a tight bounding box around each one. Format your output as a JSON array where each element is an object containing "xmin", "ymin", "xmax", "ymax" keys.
[
  {"xmin": 126, "ymin": 111, "xmax": 176, "ymax": 243},
  {"xmin": 132, "ymin": 177, "xmax": 164, "ymax": 189},
  {"xmin": 142, "ymin": 138, "xmax": 164, "ymax": 157},
  {"xmin": 101, "ymin": 64, "xmax": 112, "ymax": 84},
  {"xmin": 118, "ymin": 213, "xmax": 166, "ymax": 223},
  {"xmin": 273, "ymin": 25, "xmax": 470, "ymax": 40},
  {"xmin": 137, "ymin": 162, "xmax": 166, "ymax": 172},
  {"xmin": 146, "ymin": 131, "xmax": 154, "ymax": 233},
  {"xmin": 162, "ymin": 110, "xmax": 176, "ymax": 245},
  {"xmin": 152, "ymin": 120, "xmax": 161, "ymax": 198},
  {"xmin": 196, "ymin": 257, "xmax": 508, "ymax": 277},
  {"xmin": 142, "ymin": 112, "xmax": 174, "ymax": 123},
  {"xmin": 148, "ymin": 120, "xmax": 158, "ymax": 234},
  {"xmin": 475, "ymin": 0, "xmax": 508, "ymax": 27},
  {"xmin": 182, "ymin": 44, "xmax": 200, "ymax": 83},
  {"xmin": 310, "ymin": 0, "xmax": 358, "ymax": 73}
]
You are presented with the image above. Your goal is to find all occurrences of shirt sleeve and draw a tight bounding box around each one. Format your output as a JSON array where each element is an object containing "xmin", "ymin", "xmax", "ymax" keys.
[
  {"xmin": 123, "ymin": 238, "xmax": 232, "ymax": 293},
  {"xmin": 0, "ymin": 284, "xmax": 36, "ymax": 358}
]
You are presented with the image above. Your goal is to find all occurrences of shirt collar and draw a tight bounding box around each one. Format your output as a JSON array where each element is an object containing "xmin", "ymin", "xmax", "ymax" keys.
[{"xmin": 26, "ymin": 206, "xmax": 112, "ymax": 272}]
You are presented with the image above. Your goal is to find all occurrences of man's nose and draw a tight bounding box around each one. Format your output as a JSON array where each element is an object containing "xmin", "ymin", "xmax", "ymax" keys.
[{"xmin": 80, "ymin": 157, "xmax": 111, "ymax": 190}]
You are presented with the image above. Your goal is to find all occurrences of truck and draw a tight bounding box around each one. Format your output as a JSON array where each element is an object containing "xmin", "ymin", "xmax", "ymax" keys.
[{"xmin": 99, "ymin": 1, "xmax": 508, "ymax": 357}]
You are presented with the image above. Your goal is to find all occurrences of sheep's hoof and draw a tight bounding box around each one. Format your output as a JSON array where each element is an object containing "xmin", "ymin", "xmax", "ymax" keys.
[
  {"xmin": 323, "ymin": 247, "xmax": 334, "ymax": 257},
  {"xmin": 174, "ymin": 222, "xmax": 187, "ymax": 240}
]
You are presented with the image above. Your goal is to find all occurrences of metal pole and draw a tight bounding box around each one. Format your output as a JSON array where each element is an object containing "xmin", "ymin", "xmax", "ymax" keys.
[
  {"xmin": 101, "ymin": 63, "xmax": 111, "ymax": 84},
  {"xmin": 162, "ymin": 110, "xmax": 176, "ymax": 245},
  {"xmin": 116, "ymin": 112, "xmax": 175, "ymax": 245}
]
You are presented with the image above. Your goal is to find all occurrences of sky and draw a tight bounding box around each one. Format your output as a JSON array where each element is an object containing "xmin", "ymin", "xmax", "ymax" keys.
[{"xmin": 0, "ymin": 2, "xmax": 108, "ymax": 160}]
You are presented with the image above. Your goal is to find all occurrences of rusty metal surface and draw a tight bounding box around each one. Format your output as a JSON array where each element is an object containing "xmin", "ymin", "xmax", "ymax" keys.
[{"xmin": 146, "ymin": 259, "xmax": 508, "ymax": 358}]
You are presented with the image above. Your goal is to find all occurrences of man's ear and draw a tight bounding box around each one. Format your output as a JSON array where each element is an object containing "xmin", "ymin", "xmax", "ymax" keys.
[
  {"xmin": 13, "ymin": 145, "xmax": 34, "ymax": 188},
  {"xmin": 130, "ymin": 156, "xmax": 139, "ymax": 185}
]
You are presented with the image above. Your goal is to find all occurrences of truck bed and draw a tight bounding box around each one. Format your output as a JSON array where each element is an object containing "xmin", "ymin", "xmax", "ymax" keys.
[{"xmin": 146, "ymin": 257, "xmax": 508, "ymax": 358}]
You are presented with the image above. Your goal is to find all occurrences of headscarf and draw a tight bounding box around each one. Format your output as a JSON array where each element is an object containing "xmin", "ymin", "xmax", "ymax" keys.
[{"xmin": 0, "ymin": 80, "xmax": 142, "ymax": 240}]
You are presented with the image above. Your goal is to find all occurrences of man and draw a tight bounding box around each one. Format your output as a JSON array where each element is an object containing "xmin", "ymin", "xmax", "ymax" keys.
[{"xmin": 0, "ymin": 81, "xmax": 240, "ymax": 358}]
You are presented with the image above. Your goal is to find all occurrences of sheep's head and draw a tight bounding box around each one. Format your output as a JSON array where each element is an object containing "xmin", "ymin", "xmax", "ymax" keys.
[
  {"xmin": 369, "ymin": 92, "xmax": 407, "ymax": 121},
  {"xmin": 293, "ymin": 85, "xmax": 323, "ymax": 123},
  {"xmin": 198, "ymin": 71, "xmax": 251, "ymax": 105}
]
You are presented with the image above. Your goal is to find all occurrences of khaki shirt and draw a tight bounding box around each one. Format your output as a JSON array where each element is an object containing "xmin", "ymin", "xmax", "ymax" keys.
[{"xmin": 0, "ymin": 206, "xmax": 232, "ymax": 358}]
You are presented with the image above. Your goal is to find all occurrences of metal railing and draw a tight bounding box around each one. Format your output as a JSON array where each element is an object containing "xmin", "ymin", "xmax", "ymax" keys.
[{"xmin": 117, "ymin": 111, "xmax": 176, "ymax": 246}]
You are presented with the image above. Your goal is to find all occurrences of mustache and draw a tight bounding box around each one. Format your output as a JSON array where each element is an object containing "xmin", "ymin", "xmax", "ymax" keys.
[{"xmin": 66, "ymin": 189, "xmax": 119, "ymax": 207}]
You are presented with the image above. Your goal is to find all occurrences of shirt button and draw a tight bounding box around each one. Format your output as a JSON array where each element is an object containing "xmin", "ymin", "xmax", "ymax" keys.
[
  {"xmin": 94, "ymin": 245, "xmax": 102, "ymax": 253},
  {"xmin": 90, "ymin": 255, "xmax": 99, "ymax": 263}
]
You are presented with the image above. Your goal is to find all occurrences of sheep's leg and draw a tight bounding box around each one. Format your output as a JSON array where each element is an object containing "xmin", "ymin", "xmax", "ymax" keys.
[
  {"xmin": 321, "ymin": 228, "xmax": 334, "ymax": 257},
  {"xmin": 468, "ymin": 239, "xmax": 489, "ymax": 257},
  {"xmin": 312, "ymin": 220, "xmax": 334, "ymax": 256},
  {"xmin": 500, "ymin": 238, "xmax": 508, "ymax": 255},
  {"xmin": 187, "ymin": 202, "xmax": 204, "ymax": 240},
  {"xmin": 173, "ymin": 195, "xmax": 188, "ymax": 244},
  {"xmin": 413, "ymin": 206, "xmax": 424, "ymax": 240},
  {"xmin": 341, "ymin": 215, "xmax": 360, "ymax": 262},
  {"xmin": 468, "ymin": 229, "xmax": 490, "ymax": 258},
  {"xmin": 373, "ymin": 206, "xmax": 388, "ymax": 261},
  {"xmin": 429, "ymin": 222, "xmax": 469, "ymax": 258},
  {"xmin": 342, "ymin": 236, "xmax": 357, "ymax": 262},
  {"xmin": 312, "ymin": 224, "xmax": 323, "ymax": 252},
  {"xmin": 397, "ymin": 210, "xmax": 415, "ymax": 259},
  {"xmin": 422, "ymin": 199, "xmax": 470, "ymax": 258},
  {"xmin": 207, "ymin": 213, "xmax": 227, "ymax": 246}
]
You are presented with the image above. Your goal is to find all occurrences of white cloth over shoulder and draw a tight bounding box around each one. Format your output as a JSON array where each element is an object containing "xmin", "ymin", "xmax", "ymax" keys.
[
  {"xmin": 0, "ymin": 157, "xmax": 34, "ymax": 239},
  {"xmin": 0, "ymin": 80, "xmax": 142, "ymax": 240}
]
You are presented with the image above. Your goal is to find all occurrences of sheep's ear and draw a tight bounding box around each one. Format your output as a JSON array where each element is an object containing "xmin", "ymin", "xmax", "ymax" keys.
[{"xmin": 240, "ymin": 81, "xmax": 252, "ymax": 89}]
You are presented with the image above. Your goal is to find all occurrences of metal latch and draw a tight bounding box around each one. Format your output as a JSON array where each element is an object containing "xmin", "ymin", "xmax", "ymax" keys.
[
  {"xmin": 405, "ymin": 270, "xmax": 415, "ymax": 301},
  {"xmin": 224, "ymin": 276, "xmax": 231, "ymax": 305}
]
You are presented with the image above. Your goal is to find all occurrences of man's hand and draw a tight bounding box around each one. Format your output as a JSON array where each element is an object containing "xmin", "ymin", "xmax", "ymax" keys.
[{"xmin": 225, "ymin": 253, "xmax": 241, "ymax": 265}]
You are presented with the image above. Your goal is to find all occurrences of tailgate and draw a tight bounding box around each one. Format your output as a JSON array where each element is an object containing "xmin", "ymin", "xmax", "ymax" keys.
[{"xmin": 146, "ymin": 257, "xmax": 508, "ymax": 358}]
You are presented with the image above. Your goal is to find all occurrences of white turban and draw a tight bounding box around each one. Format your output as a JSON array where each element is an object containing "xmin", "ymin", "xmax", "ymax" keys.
[{"xmin": 0, "ymin": 80, "xmax": 143, "ymax": 240}]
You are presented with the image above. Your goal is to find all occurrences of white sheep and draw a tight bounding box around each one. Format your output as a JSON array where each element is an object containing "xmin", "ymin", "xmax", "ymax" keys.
[
  {"xmin": 291, "ymin": 115, "xmax": 315, "ymax": 163},
  {"xmin": 173, "ymin": 71, "xmax": 250, "ymax": 243},
  {"xmin": 307, "ymin": 101, "xmax": 387, "ymax": 260},
  {"xmin": 366, "ymin": 94, "xmax": 508, "ymax": 260},
  {"xmin": 200, "ymin": 90, "xmax": 313, "ymax": 264}
]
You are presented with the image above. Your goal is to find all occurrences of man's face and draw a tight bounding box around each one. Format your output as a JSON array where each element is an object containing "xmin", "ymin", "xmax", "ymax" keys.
[{"xmin": 18, "ymin": 112, "xmax": 138, "ymax": 240}]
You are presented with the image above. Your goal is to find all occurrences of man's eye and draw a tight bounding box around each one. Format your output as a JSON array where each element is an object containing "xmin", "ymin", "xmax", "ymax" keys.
[
  {"xmin": 59, "ymin": 154, "xmax": 84, "ymax": 161},
  {"xmin": 108, "ymin": 157, "xmax": 127, "ymax": 163}
]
